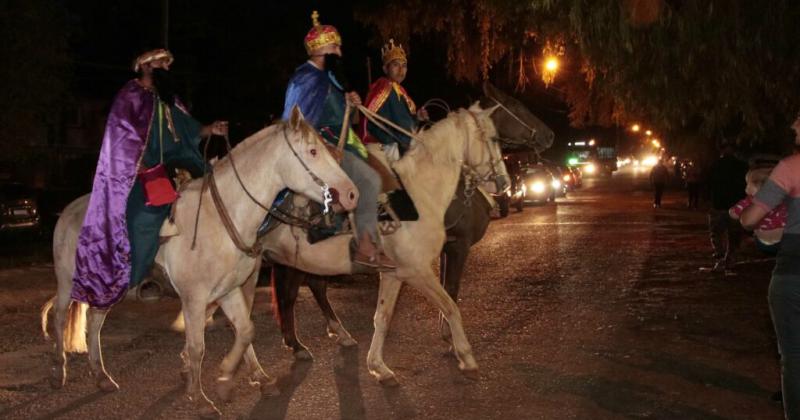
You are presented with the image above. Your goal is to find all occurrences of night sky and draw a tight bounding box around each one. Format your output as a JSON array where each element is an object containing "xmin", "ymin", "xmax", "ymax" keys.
[{"xmin": 62, "ymin": 1, "xmax": 575, "ymax": 146}]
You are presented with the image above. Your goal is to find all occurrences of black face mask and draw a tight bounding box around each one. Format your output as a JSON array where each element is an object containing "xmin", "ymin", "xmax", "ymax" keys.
[
  {"xmin": 323, "ymin": 53, "xmax": 351, "ymax": 91},
  {"xmin": 152, "ymin": 68, "xmax": 176, "ymax": 106}
]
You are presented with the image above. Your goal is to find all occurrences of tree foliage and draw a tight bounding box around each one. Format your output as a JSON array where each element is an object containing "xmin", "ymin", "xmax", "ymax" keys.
[{"xmin": 355, "ymin": 0, "xmax": 800, "ymax": 143}]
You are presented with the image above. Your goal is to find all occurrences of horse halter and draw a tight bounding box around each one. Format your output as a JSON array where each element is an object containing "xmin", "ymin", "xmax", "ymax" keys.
[
  {"xmin": 464, "ymin": 110, "xmax": 507, "ymax": 187},
  {"xmin": 282, "ymin": 126, "xmax": 334, "ymax": 214}
]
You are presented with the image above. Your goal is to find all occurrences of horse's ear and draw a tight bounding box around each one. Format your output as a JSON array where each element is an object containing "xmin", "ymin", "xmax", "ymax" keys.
[
  {"xmin": 482, "ymin": 103, "xmax": 501, "ymax": 116},
  {"xmin": 289, "ymin": 105, "xmax": 305, "ymax": 130}
]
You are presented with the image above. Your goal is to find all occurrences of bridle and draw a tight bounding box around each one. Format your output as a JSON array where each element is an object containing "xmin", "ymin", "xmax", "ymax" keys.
[
  {"xmin": 464, "ymin": 110, "xmax": 508, "ymax": 189},
  {"xmin": 190, "ymin": 125, "xmax": 335, "ymax": 256}
]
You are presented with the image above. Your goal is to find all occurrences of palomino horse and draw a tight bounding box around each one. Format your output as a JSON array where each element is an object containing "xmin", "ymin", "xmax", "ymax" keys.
[
  {"xmin": 269, "ymin": 83, "xmax": 555, "ymax": 363},
  {"xmin": 40, "ymin": 107, "xmax": 358, "ymax": 417},
  {"xmin": 255, "ymin": 102, "xmax": 509, "ymax": 385}
]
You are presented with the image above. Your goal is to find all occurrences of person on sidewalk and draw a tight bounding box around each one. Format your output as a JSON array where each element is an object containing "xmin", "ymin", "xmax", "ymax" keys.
[
  {"xmin": 707, "ymin": 143, "xmax": 748, "ymax": 272},
  {"xmin": 649, "ymin": 158, "xmax": 669, "ymax": 208}
]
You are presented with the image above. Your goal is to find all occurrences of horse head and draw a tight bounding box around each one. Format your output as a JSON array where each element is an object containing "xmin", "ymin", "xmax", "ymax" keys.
[
  {"xmin": 463, "ymin": 103, "xmax": 511, "ymax": 194},
  {"xmin": 281, "ymin": 106, "xmax": 358, "ymax": 211},
  {"xmin": 480, "ymin": 81, "xmax": 555, "ymax": 153}
]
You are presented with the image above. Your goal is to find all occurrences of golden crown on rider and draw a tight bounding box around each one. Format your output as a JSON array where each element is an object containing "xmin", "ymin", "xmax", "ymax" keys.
[
  {"xmin": 381, "ymin": 38, "xmax": 407, "ymax": 65},
  {"xmin": 304, "ymin": 10, "xmax": 342, "ymax": 54}
]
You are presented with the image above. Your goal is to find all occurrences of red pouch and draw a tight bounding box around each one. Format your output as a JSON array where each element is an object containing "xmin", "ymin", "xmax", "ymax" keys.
[{"xmin": 138, "ymin": 163, "xmax": 178, "ymax": 206}]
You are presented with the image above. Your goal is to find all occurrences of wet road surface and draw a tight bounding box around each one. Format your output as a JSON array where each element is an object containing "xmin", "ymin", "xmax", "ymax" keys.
[{"xmin": 0, "ymin": 167, "xmax": 782, "ymax": 419}]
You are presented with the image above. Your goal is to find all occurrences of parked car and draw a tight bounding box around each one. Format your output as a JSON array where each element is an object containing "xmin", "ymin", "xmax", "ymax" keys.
[
  {"xmin": 538, "ymin": 161, "xmax": 567, "ymax": 197},
  {"xmin": 520, "ymin": 165, "xmax": 559, "ymax": 204},
  {"xmin": 0, "ymin": 183, "xmax": 41, "ymax": 234}
]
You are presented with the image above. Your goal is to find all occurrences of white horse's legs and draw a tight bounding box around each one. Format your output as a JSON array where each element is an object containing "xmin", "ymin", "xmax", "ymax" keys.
[
  {"xmin": 366, "ymin": 273, "xmax": 404, "ymax": 386},
  {"xmin": 49, "ymin": 295, "xmax": 71, "ymax": 388},
  {"xmin": 407, "ymin": 272, "xmax": 478, "ymax": 379},
  {"xmin": 238, "ymin": 265, "xmax": 280, "ymax": 397},
  {"xmin": 214, "ymin": 287, "xmax": 258, "ymax": 402},
  {"xmin": 182, "ymin": 298, "xmax": 220, "ymax": 418},
  {"xmin": 87, "ymin": 307, "xmax": 119, "ymax": 392}
]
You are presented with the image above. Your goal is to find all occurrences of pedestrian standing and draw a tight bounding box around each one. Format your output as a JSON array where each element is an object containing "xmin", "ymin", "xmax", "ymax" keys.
[
  {"xmin": 740, "ymin": 115, "xmax": 800, "ymax": 419},
  {"xmin": 685, "ymin": 160, "xmax": 702, "ymax": 209},
  {"xmin": 707, "ymin": 143, "xmax": 748, "ymax": 272},
  {"xmin": 649, "ymin": 158, "xmax": 669, "ymax": 208}
]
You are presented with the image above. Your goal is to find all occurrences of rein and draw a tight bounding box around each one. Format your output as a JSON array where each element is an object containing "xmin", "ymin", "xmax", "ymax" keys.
[{"xmin": 190, "ymin": 125, "xmax": 333, "ymax": 255}]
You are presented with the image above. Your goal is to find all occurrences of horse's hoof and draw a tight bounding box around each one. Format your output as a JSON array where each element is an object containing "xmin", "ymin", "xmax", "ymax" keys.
[
  {"xmin": 215, "ymin": 378, "xmax": 235, "ymax": 403},
  {"xmin": 338, "ymin": 336, "xmax": 358, "ymax": 347},
  {"xmin": 461, "ymin": 368, "xmax": 480, "ymax": 381},
  {"xmin": 293, "ymin": 348, "xmax": 313, "ymax": 361},
  {"xmin": 96, "ymin": 375, "xmax": 120, "ymax": 392},
  {"xmin": 260, "ymin": 379, "xmax": 280, "ymax": 397},
  {"xmin": 379, "ymin": 375, "xmax": 400, "ymax": 388}
]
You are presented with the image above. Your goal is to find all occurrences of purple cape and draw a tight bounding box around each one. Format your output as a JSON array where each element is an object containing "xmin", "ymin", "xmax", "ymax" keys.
[{"xmin": 71, "ymin": 80, "xmax": 155, "ymax": 308}]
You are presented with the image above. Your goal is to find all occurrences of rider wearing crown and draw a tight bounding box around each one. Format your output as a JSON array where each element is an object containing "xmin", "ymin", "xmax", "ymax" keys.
[
  {"xmin": 360, "ymin": 39, "xmax": 428, "ymax": 165},
  {"xmin": 282, "ymin": 11, "xmax": 395, "ymax": 269}
]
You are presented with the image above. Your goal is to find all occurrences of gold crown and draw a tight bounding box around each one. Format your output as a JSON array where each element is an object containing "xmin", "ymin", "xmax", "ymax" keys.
[
  {"xmin": 304, "ymin": 10, "xmax": 342, "ymax": 54},
  {"xmin": 381, "ymin": 39, "xmax": 407, "ymax": 65}
]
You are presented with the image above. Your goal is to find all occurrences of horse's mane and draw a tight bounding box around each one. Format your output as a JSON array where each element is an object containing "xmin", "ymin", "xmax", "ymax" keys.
[
  {"xmin": 394, "ymin": 105, "xmax": 494, "ymax": 179},
  {"xmin": 209, "ymin": 119, "xmax": 316, "ymax": 172}
]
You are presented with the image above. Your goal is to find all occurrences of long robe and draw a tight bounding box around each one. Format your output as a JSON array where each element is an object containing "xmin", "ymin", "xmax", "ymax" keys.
[
  {"xmin": 71, "ymin": 80, "xmax": 203, "ymax": 309},
  {"xmin": 359, "ymin": 76, "xmax": 417, "ymax": 151}
]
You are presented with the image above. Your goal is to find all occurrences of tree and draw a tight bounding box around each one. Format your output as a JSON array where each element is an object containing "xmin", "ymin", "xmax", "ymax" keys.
[{"xmin": 355, "ymin": 0, "xmax": 800, "ymax": 146}]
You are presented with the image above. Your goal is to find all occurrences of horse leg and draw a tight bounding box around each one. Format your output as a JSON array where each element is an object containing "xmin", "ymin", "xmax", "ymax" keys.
[
  {"xmin": 366, "ymin": 273, "xmax": 404, "ymax": 386},
  {"xmin": 407, "ymin": 271, "xmax": 479, "ymax": 380},
  {"xmin": 182, "ymin": 298, "xmax": 220, "ymax": 418},
  {"xmin": 213, "ymin": 287, "xmax": 257, "ymax": 403},
  {"xmin": 272, "ymin": 264, "xmax": 312, "ymax": 360},
  {"xmin": 179, "ymin": 303, "xmax": 219, "ymax": 384},
  {"xmin": 48, "ymin": 294, "xmax": 71, "ymax": 388},
  {"xmin": 438, "ymin": 243, "xmax": 469, "ymax": 345},
  {"xmin": 238, "ymin": 263, "xmax": 280, "ymax": 397},
  {"xmin": 86, "ymin": 307, "xmax": 119, "ymax": 392},
  {"xmin": 307, "ymin": 276, "xmax": 357, "ymax": 347}
]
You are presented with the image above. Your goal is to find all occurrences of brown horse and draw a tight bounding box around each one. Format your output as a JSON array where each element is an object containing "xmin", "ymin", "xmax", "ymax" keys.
[{"xmin": 268, "ymin": 83, "xmax": 554, "ymax": 362}]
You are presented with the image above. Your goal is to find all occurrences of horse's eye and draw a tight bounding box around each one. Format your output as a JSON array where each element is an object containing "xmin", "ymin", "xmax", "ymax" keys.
[{"xmin": 310, "ymin": 148, "xmax": 317, "ymax": 157}]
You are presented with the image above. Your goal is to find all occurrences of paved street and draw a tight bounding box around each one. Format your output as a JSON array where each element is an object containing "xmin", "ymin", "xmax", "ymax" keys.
[{"xmin": 0, "ymin": 168, "xmax": 782, "ymax": 419}]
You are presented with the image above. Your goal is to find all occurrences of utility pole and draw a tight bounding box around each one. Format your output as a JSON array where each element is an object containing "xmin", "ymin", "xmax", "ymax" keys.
[{"xmin": 161, "ymin": 0, "xmax": 169, "ymax": 48}]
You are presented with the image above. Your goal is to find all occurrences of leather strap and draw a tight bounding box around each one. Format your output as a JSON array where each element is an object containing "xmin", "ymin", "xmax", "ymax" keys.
[{"xmin": 206, "ymin": 171, "xmax": 262, "ymax": 258}]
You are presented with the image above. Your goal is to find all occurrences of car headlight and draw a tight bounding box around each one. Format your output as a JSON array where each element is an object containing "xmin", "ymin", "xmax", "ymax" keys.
[
  {"xmin": 584, "ymin": 163, "xmax": 597, "ymax": 174},
  {"xmin": 530, "ymin": 181, "xmax": 546, "ymax": 194},
  {"xmin": 562, "ymin": 174, "xmax": 571, "ymax": 182},
  {"xmin": 551, "ymin": 179, "xmax": 561, "ymax": 189}
]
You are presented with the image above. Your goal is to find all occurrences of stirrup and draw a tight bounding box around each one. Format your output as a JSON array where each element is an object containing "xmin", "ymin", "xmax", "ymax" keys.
[{"xmin": 135, "ymin": 279, "xmax": 164, "ymax": 302}]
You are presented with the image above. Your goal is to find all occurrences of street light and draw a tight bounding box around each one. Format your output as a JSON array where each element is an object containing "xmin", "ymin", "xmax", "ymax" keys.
[
  {"xmin": 645, "ymin": 130, "xmax": 652, "ymax": 136},
  {"xmin": 631, "ymin": 124, "xmax": 640, "ymax": 132},
  {"xmin": 651, "ymin": 139, "xmax": 660, "ymax": 148},
  {"xmin": 542, "ymin": 56, "xmax": 559, "ymax": 86}
]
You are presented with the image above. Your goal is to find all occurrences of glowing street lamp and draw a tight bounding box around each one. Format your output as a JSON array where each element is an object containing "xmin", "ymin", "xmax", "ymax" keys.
[
  {"xmin": 651, "ymin": 139, "xmax": 661, "ymax": 148},
  {"xmin": 542, "ymin": 56, "xmax": 559, "ymax": 86},
  {"xmin": 631, "ymin": 124, "xmax": 641, "ymax": 132},
  {"xmin": 645, "ymin": 130, "xmax": 652, "ymax": 136}
]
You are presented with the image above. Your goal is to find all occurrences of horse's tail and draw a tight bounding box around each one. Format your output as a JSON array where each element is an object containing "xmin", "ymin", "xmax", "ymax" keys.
[
  {"xmin": 270, "ymin": 266, "xmax": 282, "ymax": 326},
  {"xmin": 40, "ymin": 296, "xmax": 54, "ymax": 340},
  {"xmin": 41, "ymin": 296, "xmax": 88, "ymax": 354}
]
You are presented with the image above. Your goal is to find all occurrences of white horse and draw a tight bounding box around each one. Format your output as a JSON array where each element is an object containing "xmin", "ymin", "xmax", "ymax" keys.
[
  {"xmin": 40, "ymin": 107, "xmax": 358, "ymax": 418},
  {"xmin": 256, "ymin": 103, "xmax": 509, "ymax": 385}
]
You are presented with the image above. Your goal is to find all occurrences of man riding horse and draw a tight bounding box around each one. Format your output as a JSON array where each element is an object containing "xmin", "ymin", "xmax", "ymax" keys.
[
  {"xmin": 359, "ymin": 38, "xmax": 428, "ymax": 165},
  {"xmin": 71, "ymin": 49, "xmax": 228, "ymax": 309},
  {"xmin": 282, "ymin": 11, "xmax": 395, "ymax": 270}
]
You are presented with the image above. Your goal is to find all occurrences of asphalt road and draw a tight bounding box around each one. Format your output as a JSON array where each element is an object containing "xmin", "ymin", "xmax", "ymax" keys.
[{"xmin": 0, "ymin": 167, "xmax": 782, "ymax": 419}]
